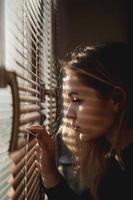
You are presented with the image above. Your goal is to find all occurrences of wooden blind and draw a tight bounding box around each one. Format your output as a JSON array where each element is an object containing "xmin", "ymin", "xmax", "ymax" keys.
[{"xmin": 0, "ymin": 0, "xmax": 58, "ymax": 199}]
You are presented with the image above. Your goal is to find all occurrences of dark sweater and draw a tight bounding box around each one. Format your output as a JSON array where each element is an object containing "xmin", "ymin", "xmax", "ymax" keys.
[{"xmin": 44, "ymin": 143, "xmax": 133, "ymax": 200}]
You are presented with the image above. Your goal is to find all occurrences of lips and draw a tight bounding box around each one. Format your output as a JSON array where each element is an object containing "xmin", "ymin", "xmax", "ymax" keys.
[
  {"xmin": 72, "ymin": 126, "xmax": 89, "ymax": 141},
  {"xmin": 73, "ymin": 126, "xmax": 81, "ymax": 132}
]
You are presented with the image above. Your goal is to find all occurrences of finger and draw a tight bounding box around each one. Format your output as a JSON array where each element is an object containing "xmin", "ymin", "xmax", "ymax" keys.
[
  {"xmin": 35, "ymin": 159, "xmax": 41, "ymax": 173},
  {"xmin": 35, "ymin": 147, "xmax": 41, "ymax": 162},
  {"xmin": 35, "ymin": 144, "xmax": 41, "ymax": 155},
  {"xmin": 26, "ymin": 128, "xmax": 37, "ymax": 137},
  {"xmin": 27, "ymin": 126, "xmax": 45, "ymax": 136},
  {"xmin": 27, "ymin": 126, "xmax": 48, "ymax": 149},
  {"xmin": 28, "ymin": 126, "xmax": 54, "ymax": 151},
  {"xmin": 27, "ymin": 126, "xmax": 47, "ymax": 139},
  {"xmin": 28, "ymin": 125, "xmax": 46, "ymax": 133}
]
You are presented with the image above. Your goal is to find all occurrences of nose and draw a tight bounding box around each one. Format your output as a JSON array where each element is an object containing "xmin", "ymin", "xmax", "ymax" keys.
[
  {"xmin": 65, "ymin": 104, "xmax": 77, "ymax": 128},
  {"xmin": 65, "ymin": 103, "xmax": 76, "ymax": 119}
]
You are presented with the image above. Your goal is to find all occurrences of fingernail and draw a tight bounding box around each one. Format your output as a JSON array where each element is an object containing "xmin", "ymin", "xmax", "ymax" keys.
[
  {"xmin": 26, "ymin": 128, "xmax": 37, "ymax": 136},
  {"xmin": 26, "ymin": 128, "xmax": 33, "ymax": 133},
  {"xmin": 26, "ymin": 128, "xmax": 32, "ymax": 133}
]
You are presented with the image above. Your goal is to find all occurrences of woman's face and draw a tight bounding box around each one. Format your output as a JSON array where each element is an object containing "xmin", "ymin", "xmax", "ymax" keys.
[{"xmin": 63, "ymin": 69, "xmax": 116, "ymax": 142}]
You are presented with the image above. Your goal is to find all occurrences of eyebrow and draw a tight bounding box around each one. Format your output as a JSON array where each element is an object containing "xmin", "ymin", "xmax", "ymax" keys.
[{"xmin": 68, "ymin": 92, "xmax": 79, "ymax": 97}]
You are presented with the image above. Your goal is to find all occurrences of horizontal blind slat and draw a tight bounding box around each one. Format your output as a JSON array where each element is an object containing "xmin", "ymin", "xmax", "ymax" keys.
[
  {"xmin": 27, "ymin": 177, "xmax": 40, "ymax": 200},
  {"xmin": 11, "ymin": 157, "xmax": 36, "ymax": 189},
  {"xmin": 19, "ymin": 96, "xmax": 40, "ymax": 103},
  {"xmin": 8, "ymin": 165, "xmax": 38, "ymax": 200},
  {"xmin": 20, "ymin": 112, "xmax": 40, "ymax": 125},
  {"xmin": 16, "ymin": 59, "xmax": 43, "ymax": 79},
  {"xmin": 20, "ymin": 104, "xmax": 40, "ymax": 113},
  {"xmin": 19, "ymin": 86, "xmax": 40, "ymax": 95},
  {"xmin": 17, "ymin": 73, "xmax": 40, "ymax": 87},
  {"xmin": 11, "ymin": 139, "xmax": 36, "ymax": 163},
  {"xmin": 11, "ymin": 145, "xmax": 36, "ymax": 177},
  {"xmin": 15, "ymin": 60, "xmax": 43, "ymax": 80},
  {"xmin": 27, "ymin": 0, "xmax": 44, "ymax": 31}
]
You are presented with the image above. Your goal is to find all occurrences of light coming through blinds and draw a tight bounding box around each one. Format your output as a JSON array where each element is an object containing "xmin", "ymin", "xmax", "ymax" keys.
[{"xmin": 0, "ymin": 0, "xmax": 58, "ymax": 199}]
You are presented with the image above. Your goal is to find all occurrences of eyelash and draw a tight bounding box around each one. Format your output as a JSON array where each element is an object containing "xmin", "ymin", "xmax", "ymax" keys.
[{"xmin": 71, "ymin": 97, "xmax": 82, "ymax": 104}]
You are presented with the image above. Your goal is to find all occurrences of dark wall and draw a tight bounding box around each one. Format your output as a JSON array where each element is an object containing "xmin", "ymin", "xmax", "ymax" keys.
[{"xmin": 56, "ymin": 0, "xmax": 128, "ymax": 58}]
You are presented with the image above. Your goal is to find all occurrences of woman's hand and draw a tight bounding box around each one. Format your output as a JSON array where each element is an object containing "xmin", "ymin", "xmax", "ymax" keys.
[{"xmin": 27, "ymin": 126, "xmax": 61, "ymax": 188}]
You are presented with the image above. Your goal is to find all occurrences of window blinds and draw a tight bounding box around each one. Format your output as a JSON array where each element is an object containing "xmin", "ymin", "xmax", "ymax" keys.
[{"xmin": 0, "ymin": 0, "xmax": 58, "ymax": 199}]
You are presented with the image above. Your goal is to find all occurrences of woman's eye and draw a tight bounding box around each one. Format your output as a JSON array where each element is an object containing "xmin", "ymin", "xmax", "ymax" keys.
[
  {"xmin": 73, "ymin": 97, "xmax": 77, "ymax": 102},
  {"xmin": 72, "ymin": 97, "xmax": 82, "ymax": 103}
]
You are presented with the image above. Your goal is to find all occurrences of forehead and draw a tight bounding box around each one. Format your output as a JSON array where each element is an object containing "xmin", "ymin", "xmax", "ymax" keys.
[
  {"xmin": 63, "ymin": 70, "xmax": 79, "ymax": 84},
  {"xmin": 63, "ymin": 69, "xmax": 96, "ymax": 94},
  {"xmin": 63, "ymin": 69, "xmax": 82, "ymax": 88}
]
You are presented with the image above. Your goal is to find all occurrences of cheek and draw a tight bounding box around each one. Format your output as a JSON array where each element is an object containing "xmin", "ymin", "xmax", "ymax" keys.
[{"xmin": 77, "ymin": 104, "xmax": 115, "ymax": 138}]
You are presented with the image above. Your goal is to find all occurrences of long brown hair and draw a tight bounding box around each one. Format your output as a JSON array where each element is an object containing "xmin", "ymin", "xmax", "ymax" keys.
[{"xmin": 61, "ymin": 42, "xmax": 130, "ymax": 199}]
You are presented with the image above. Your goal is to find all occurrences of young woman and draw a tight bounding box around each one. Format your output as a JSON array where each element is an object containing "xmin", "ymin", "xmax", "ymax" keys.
[{"xmin": 28, "ymin": 42, "xmax": 133, "ymax": 200}]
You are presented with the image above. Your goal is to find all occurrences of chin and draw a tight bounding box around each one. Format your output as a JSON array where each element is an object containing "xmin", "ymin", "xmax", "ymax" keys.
[{"xmin": 79, "ymin": 133, "xmax": 97, "ymax": 143}]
